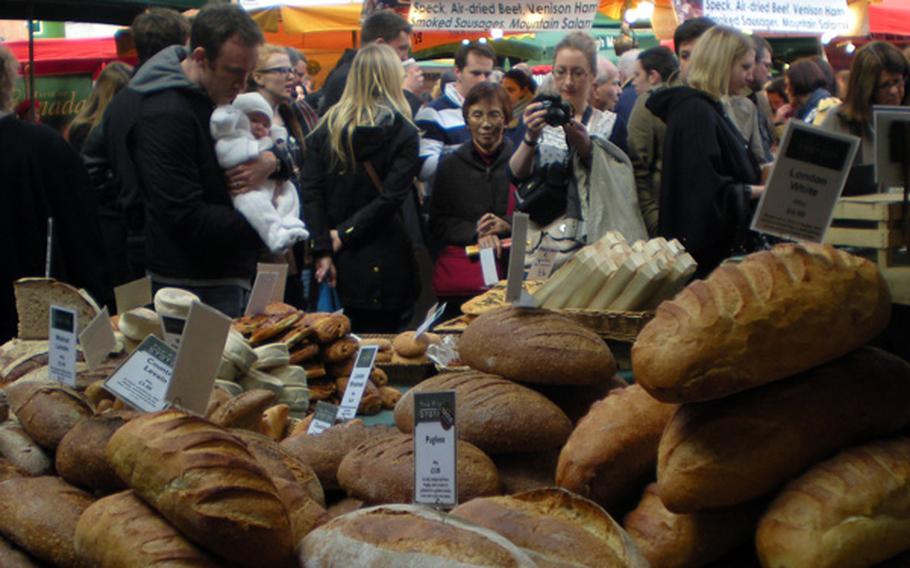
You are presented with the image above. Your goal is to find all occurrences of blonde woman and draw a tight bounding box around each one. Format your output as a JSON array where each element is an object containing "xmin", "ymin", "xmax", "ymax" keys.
[
  {"xmin": 300, "ymin": 43, "xmax": 420, "ymax": 332},
  {"xmin": 65, "ymin": 61, "xmax": 132, "ymax": 152},
  {"xmin": 645, "ymin": 25, "xmax": 763, "ymax": 277}
]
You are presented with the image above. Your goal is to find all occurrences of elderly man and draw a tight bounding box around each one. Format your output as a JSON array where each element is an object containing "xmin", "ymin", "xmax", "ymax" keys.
[{"xmin": 591, "ymin": 56, "xmax": 621, "ymax": 112}]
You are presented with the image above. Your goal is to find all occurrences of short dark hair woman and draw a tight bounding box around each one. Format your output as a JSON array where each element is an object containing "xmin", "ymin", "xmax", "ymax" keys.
[{"xmin": 785, "ymin": 57, "xmax": 837, "ymax": 124}]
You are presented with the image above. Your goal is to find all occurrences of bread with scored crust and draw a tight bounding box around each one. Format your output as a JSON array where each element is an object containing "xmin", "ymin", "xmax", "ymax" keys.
[
  {"xmin": 5, "ymin": 381, "xmax": 93, "ymax": 450},
  {"xmin": 56, "ymin": 411, "xmax": 137, "ymax": 494},
  {"xmin": 632, "ymin": 243, "xmax": 891, "ymax": 403}
]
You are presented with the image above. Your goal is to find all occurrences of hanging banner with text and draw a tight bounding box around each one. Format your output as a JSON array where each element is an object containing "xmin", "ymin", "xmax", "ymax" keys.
[
  {"xmin": 702, "ymin": 0, "xmax": 849, "ymax": 35},
  {"xmin": 409, "ymin": 0, "xmax": 599, "ymax": 32}
]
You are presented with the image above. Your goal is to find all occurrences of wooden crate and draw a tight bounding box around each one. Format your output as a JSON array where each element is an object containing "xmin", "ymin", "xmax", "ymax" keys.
[{"xmin": 825, "ymin": 193, "xmax": 910, "ymax": 305}]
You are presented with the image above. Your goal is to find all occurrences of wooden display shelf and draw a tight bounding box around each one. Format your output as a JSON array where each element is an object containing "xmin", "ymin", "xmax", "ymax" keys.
[{"xmin": 825, "ymin": 193, "xmax": 910, "ymax": 305}]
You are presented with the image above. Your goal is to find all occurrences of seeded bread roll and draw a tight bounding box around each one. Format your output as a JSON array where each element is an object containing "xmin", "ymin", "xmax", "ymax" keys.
[
  {"xmin": 557, "ymin": 384, "xmax": 677, "ymax": 510},
  {"xmin": 5, "ymin": 381, "xmax": 93, "ymax": 450},
  {"xmin": 394, "ymin": 370, "xmax": 573, "ymax": 454},
  {"xmin": 0, "ymin": 476, "xmax": 94, "ymax": 568},
  {"xmin": 756, "ymin": 436, "xmax": 910, "ymax": 568},
  {"xmin": 337, "ymin": 432, "xmax": 500, "ymax": 504},
  {"xmin": 658, "ymin": 347, "xmax": 910, "ymax": 512},
  {"xmin": 632, "ymin": 243, "xmax": 891, "ymax": 403},
  {"xmin": 459, "ymin": 307, "xmax": 617, "ymax": 385},
  {"xmin": 106, "ymin": 410, "xmax": 294, "ymax": 567},
  {"xmin": 74, "ymin": 491, "xmax": 219, "ymax": 568},
  {"xmin": 55, "ymin": 411, "xmax": 137, "ymax": 494}
]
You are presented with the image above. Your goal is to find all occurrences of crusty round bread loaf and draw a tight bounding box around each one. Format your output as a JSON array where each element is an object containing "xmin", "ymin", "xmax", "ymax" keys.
[
  {"xmin": 756, "ymin": 436, "xmax": 910, "ymax": 568},
  {"xmin": 337, "ymin": 433, "xmax": 500, "ymax": 504},
  {"xmin": 117, "ymin": 307, "xmax": 161, "ymax": 342},
  {"xmin": 459, "ymin": 307, "xmax": 616, "ymax": 385},
  {"xmin": 556, "ymin": 384, "xmax": 677, "ymax": 510},
  {"xmin": 74, "ymin": 491, "xmax": 219, "ymax": 567},
  {"xmin": 632, "ymin": 243, "xmax": 892, "ymax": 403},
  {"xmin": 0, "ymin": 476, "xmax": 94, "ymax": 568},
  {"xmin": 56, "ymin": 410, "xmax": 136, "ymax": 494},
  {"xmin": 658, "ymin": 346, "xmax": 910, "ymax": 513},
  {"xmin": 5, "ymin": 381, "xmax": 93, "ymax": 450},
  {"xmin": 394, "ymin": 370, "xmax": 573, "ymax": 454},
  {"xmin": 452, "ymin": 487, "xmax": 649, "ymax": 568},
  {"xmin": 392, "ymin": 331, "xmax": 430, "ymax": 357},
  {"xmin": 299, "ymin": 504, "xmax": 537, "ymax": 567},
  {"xmin": 623, "ymin": 483, "xmax": 763, "ymax": 568}
]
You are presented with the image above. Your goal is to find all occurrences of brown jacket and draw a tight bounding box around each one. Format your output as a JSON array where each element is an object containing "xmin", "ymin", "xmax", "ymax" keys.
[{"xmin": 627, "ymin": 85, "xmax": 667, "ymax": 236}]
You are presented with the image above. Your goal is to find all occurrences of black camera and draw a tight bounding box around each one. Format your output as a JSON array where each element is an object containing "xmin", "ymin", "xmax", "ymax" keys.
[{"xmin": 533, "ymin": 94, "xmax": 574, "ymax": 127}]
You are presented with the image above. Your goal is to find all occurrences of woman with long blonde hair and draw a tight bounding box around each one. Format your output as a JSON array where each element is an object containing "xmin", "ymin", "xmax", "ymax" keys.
[
  {"xmin": 300, "ymin": 43, "xmax": 420, "ymax": 332},
  {"xmin": 65, "ymin": 61, "xmax": 132, "ymax": 152},
  {"xmin": 645, "ymin": 25, "xmax": 763, "ymax": 277}
]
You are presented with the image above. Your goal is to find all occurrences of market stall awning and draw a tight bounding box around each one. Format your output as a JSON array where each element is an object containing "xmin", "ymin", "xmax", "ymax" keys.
[
  {"xmin": 250, "ymin": 2, "xmax": 363, "ymax": 34},
  {"xmin": 868, "ymin": 0, "xmax": 910, "ymax": 36},
  {"xmin": 2, "ymin": 36, "xmax": 134, "ymax": 76},
  {"xmin": 0, "ymin": 0, "xmax": 206, "ymax": 25}
]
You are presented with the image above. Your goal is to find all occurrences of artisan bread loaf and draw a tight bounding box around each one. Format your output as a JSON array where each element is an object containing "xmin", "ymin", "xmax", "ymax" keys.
[
  {"xmin": 299, "ymin": 504, "xmax": 536, "ymax": 567},
  {"xmin": 0, "ymin": 339, "xmax": 49, "ymax": 384},
  {"xmin": 106, "ymin": 410, "xmax": 294, "ymax": 567},
  {"xmin": 623, "ymin": 483, "xmax": 763, "ymax": 568},
  {"xmin": 493, "ymin": 451, "xmax": 558, "ymax": 494},
  {"xmin": 0, "ymin": 457, "xmax": 26, "ymax": 482},
  {"xmin": 452, "ymin": 487, "xmax": 649, "ymax": 568},
  {"xmin": 208, "ymin": 388, "xmax": 276, "ymax": 431},
  {"xmin": 0, "ymin": 476, "xmax": 94, "ymax": 568},
  {"xmin": 632, "ymin": 243, "xmax": 891, "ymax": 403},
  {"xmin": 74, "ymin": 490, "xmax": 219, "ymax": 568},
  {"xmin": 658, "ymin": 346, "xmax": 910, "ymax": 512},
  {"xmin": 756, "ymin": 436, "xmax": 910, "ymax": 568},
  {"xmin": 531, "ymin": 374, "xmax": 628, "ymax": 423},
  {"xmin": 557, "ymin": 384, "xmax": 676, "ymax": 509},
  {"xmin": 337, "ymin": 432, "xmax": 500, "ymax": 504},
  {"xmin": 0, "ymin": 535, "xmax": 39, "ymax": 568},
  {"xmin": 232, "ymin": 429, "xmax": 325, "ymax": 506},
  {"xmin": 5, "ymin": 380, "xmax": 93, "ymax": 450},
  {"xmin": 394, "ymin": 370, "xmax": 573, "ymax": 454},
  {"xmin": 14, "ymin": 277, "xmax": 100, "ymax": 340},
  {"xmin": 56, "ymin": 411, "xmax": 136, "ymax": 494},
  {"xmin": 459, "ymin": 307, "xmax": 616, "ymax": 385},
  {"xmin": 392, "ymin": 331, "xmax": 431, "ymax": 357},
  {"xmin": 0, "ymin": 421, "xmax": 52, "ymax": 475},
  {"xmin": 322, "ymin": 336, "xmax": 359, "ymax": 363}
]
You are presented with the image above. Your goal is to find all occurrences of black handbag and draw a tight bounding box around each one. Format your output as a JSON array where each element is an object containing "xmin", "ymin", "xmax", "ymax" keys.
[{"xmin": 516, "ymin": 158, "xmax": 571, "ymax": 227}]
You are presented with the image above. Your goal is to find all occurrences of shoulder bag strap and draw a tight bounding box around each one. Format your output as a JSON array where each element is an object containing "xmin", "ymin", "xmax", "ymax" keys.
[{"xmin": 362, "ymin": 161, "xmax": 384, "ymax": 194}]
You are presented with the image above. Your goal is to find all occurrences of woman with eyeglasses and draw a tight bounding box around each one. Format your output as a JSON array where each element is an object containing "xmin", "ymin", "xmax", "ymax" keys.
[{"xmin": 820, "ymin": 42, "xmax": 908, "ymax": 166}]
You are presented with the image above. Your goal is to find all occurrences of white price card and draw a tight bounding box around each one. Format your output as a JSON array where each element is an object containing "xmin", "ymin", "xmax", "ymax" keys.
[
  {"xmin": 413, "ymin": 391, "xmax": 457, "ymax": 509},
  {"xmin": 48, "ymin": 305, "xmax": 78, "ymax": 387},
  {"xmin": 336, "ymin": 345, "xmax": 379, "ymax": 421},
  {"xmin": 244, "ymin": 271, "xmax": 279, "ymax": 316},
  {"xmin": 114, "ymin": 276, "xmax": 152, "ymax": 314},
  {"xmin": 160, "ymin": 315, "xmax": 186, "ymax": 350},
  {"xmin": 528, "ymin": 247, "xmax": 557, "ymax": 281},
  {"xmin": 505, "ymin": 213, "xmax": 539, "ymax": 307},
  {"xmin": 479, "ymin": 247, "xmax": 499, "ymax": 287},
  {"xmin": 167, "ymin": 302, "xmax": 232, "ymax": 416},
  {"xmin": 257, "ymin": 262, "xmax": 288, "ymax": 303},
  {"xmin": 79, "ymin": 307, "xmax": 116, "ymax": 370},
  {"xmin": 104, "ymin": 335, "xmax": 175, "ymax": 412},
  {"xmin": 415, "ymin": 302, "xmax": 447, "ymax": 339},
  {"xmin": 752, "ymin": 121, "xmax": 859, "ymax": 243},
  {"xmin": 307, "ymin": 401, "xmax": 340, "ymax": 435}
]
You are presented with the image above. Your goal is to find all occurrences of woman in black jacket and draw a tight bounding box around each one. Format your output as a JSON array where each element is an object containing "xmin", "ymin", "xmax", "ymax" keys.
[
  {"xmin": 646, "ymin": 25, "xmax": 764, "ymax": 277},
  {"xmin": 301, "ymin": 43, "xmax": 420, "ymax": 332}
]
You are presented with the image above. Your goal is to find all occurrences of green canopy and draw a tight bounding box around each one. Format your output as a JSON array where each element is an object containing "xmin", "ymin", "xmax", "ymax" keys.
[{"xmin": 0, "ymin": 0, "xmax": 207, "ymax": 25}]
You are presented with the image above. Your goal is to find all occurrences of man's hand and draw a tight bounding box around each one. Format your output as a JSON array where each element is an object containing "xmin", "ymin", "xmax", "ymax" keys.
[
  {"xmin": 330, "ymin": 229, "xmax": 343, "ymax": 253},
  {"xmin": 476, "ymin": 213, "xmax": 510, "ymax": 237},
  {"xmin": 227, "ymin": 151, "xmax": 278, "ymax": 193},
  {"xmin": 315, "ymin": 255, "xmax": 337, "ymax": 287}
]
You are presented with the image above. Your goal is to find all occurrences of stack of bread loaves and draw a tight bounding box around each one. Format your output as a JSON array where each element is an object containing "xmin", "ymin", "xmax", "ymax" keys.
[{"xmin": 609, "ymin": 242, "xmax": 910, "ymax": 567}]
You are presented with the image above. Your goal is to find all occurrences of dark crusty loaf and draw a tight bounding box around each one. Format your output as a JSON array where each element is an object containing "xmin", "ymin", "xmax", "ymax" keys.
[
  {"xmin": 106, "ymin": 410, "xmax": 294, "ymax": 567},
  {"xmin": 452, "ymin": 487, "xmax": 649, "ymax": 568},
  {"xmin": 459, "ymin": 307, "xmax": 617, "ymax": 385},
  {"xmin": 658, "ymin": 346, "xmax": 910, "ymax": 512},
  {"xmin": 300, "ymin": 504, "xmax": 537, "ymax": 567},
  {"xmin": 632, "ymin": 243, "xmax": 891, "ymax": 403},
  {"xmin": 280, "ymin": 420, "xmax": 396, "ymax": 491},
  {"xmin": 557, "ymin": 384, "xmax": 677, "ymax": 510},
  {"xmin": 394, "ymin": 370, "xmax": 573, "ymax": 454},
  {"xmin": 0, "ymin": 476, "xmax": 94, "ymax": 568},
  {"xmin": 530, "ymin": 374, "xmax": 628, "ymax": 423},
  {"xmin": 493, "ymin": 451, "xmax": 559, "ymax": 495},
  {"xmin": 337, "ymin": 432, "xmax": 500, "ymax": 504},
  {"xmin": 756, "ymin": 436, "xmax": 910, "ymax": 568},
  {"xmin": 56, "ymin": 411, "xmax": 136, "ymax": 494},
  {"xmin": 5, "ymin": 380, "xmax": 94, "ymax": 450},
  {"xmin": 623, "ymin": 483, "xmax": 763, "ymax": 568},
  {"xmin": 74, "ymin": 490, "xmax": 219, "ymax": 567}
]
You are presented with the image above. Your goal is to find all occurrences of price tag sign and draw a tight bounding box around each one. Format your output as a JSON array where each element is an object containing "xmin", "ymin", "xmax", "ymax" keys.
[
  {"xmin": 415, "ymin": 302, "xmax": 447, "ymax": 339},
  {"xmin": 336, "ymin": 345, "xmax": 379, "ymax": 421},
  {"xmin": 104, "ymin": 335, "xmax": 175, "ymax": 412},
  {"xmin": 505, "ymin": 213, "xmax": 538, "ymax": 307},
  {"xmin": 160, "ymin": 315, "xmax": 186, "ymax": 350},
  {"xmin": 528, "ymin": 247, "xmax": 557, "ymax": 281},
  {"xmin": 256, "ymin": 262, "xmax": 289, "ymax": 303},
  {"xmin": 752, "ymin": 121, "xmax": 859, "ymax": 243},
  {"xmin": 167, "ymin": 302, "xmax": 232, "ymax": 416},
  {"xmin": 413, "ymin": 391, "xmax": 457, "ymax": 508},
  {"xmin": 49, "ymin": 305, "xmax": 78, "ymax": 387},
  {"xmin": 79, "ymin": 307, "xmax": 116, "ymax": 370},
  {"xmin": 479, "ymin": 247, "xmax": 499, "ymax": 287},
  {"xmin": 307, "ymin": 401, "xmax": 340, "ymax": 435},
  {"xmin": 244, "ymin": 271, "xmax": 279, "ymax": 316},
  {"xmin": 114, "ymin": 276, "xmax": 152, "ymax": 314}
]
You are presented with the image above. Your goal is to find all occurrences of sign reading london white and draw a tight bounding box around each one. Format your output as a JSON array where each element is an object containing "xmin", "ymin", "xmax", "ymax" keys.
[
  {"xmin": 410, "ymin": 0, "xmax": 599, "ymax": 32},
  {"xmin": 702, "ymin": 0, "xmax": 849, "ymax": 34}
]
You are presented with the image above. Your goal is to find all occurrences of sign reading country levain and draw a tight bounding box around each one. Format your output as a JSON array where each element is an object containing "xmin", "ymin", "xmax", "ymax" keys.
[
  {"xmin": 409, "ymin": 0, "xmax": 600, "ymax": 32},
  {"xmin": 701, "ymin": 0, "xmax": 849, "ymax": 35}
]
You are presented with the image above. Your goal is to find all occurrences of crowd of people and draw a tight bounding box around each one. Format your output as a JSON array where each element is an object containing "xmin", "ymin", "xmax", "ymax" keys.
[{"xmin": 1, "ymin": 2, "xmax": 909, "ymax": 339}]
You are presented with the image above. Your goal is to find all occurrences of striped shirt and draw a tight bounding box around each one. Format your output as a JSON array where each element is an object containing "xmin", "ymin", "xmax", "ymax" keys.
[{"xmin": 415, "ymin": 83, "xmax": 470, "ymax": 183}]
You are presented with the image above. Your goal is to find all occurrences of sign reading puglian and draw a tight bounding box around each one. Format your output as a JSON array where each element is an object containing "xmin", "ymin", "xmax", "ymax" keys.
[
  {"xmin": 702, "ymin": 0, "xmax": 849, "ymax": 35},
  {"xmin": 409, "ymin": 0, "xmax": 599, "ymax": 32}
]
